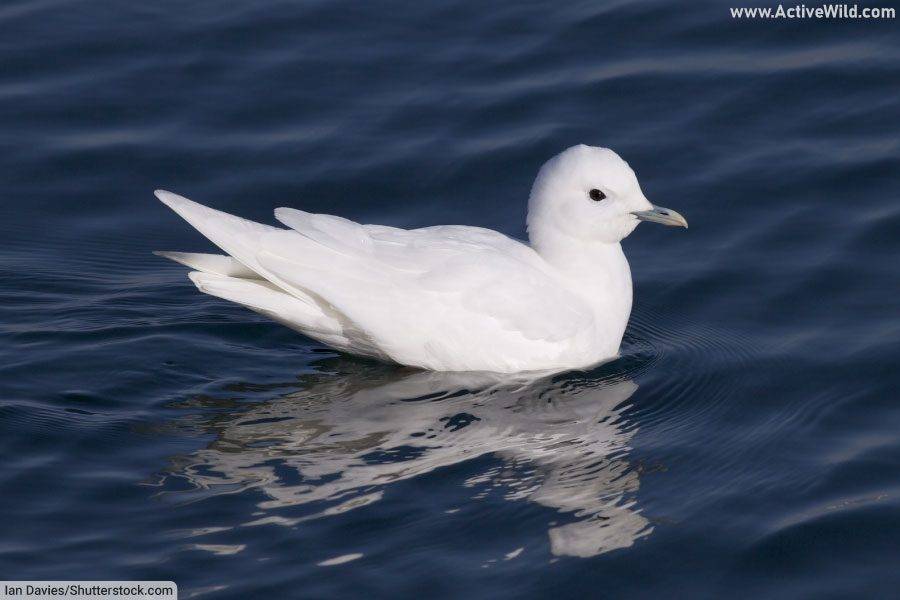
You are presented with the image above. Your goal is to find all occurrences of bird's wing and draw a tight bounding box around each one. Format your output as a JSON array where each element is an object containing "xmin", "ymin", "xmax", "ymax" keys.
[
  {"xmin": 274, "ymin": 208, "xmax": 540, "ymax": 273},
  {"xmin": 267, "ymin": 208, "xmax": 595, "ymax": 369}
]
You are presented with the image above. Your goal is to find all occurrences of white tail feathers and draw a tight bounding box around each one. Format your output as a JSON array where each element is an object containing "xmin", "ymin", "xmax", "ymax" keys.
[
  {"xmin": 154, "ymin": 190, "xmax": 386, "ymax": 357},
  {"xmin": 154, "ymin": 190, "xmax": 279, "ymax": 277},
  {"xmin": 154, "ymin": 251, "xmax": 261, "ymax": 278}
]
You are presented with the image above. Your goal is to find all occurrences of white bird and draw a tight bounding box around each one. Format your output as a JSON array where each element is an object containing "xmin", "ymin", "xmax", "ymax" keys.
[{"xmin": 155, "ymin": 144, "xmax": 687, "ymax": 373}]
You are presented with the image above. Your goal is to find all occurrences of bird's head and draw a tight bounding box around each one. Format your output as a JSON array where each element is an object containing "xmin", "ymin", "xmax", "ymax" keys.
[{"xmin": 527, "ymin": 144, "xmax": 687, "ymax": 247}]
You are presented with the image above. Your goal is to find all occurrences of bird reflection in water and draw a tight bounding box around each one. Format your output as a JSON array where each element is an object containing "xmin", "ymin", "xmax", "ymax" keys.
[{"xmin": 158, "ymin": 358, "xmax": 653, "ymax": 558}]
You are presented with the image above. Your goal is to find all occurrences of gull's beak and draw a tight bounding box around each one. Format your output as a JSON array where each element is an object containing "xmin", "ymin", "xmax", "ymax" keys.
[{"xmin": 631, "ymin": 205, "xmax": 688, "ymax": 228}]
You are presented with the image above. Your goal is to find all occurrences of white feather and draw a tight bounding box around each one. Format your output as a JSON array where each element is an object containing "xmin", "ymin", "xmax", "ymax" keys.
[{"xmin": 153, "ymin": 251, "xmax": 261, "ymax": 278}]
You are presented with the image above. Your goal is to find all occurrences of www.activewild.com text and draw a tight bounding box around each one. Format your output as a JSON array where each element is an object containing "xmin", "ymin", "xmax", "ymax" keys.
[{"xmin": 731, "ymin": 4, "xmax": 895, "ymax": 19}]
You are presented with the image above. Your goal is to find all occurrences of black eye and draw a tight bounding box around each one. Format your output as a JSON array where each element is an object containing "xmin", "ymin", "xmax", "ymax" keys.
[{"xmin": 589, "ymin": 188, "xmax": 606, "ymax": 201}]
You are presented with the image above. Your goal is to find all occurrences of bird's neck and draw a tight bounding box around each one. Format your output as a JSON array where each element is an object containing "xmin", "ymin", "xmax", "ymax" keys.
[
  {"xmin": 532, "ymin": 233, "xmax": 632, "ymax": 293},
  {"xmin": 530, "ymin": 230, "xmax": 633, "ymax": 340}
]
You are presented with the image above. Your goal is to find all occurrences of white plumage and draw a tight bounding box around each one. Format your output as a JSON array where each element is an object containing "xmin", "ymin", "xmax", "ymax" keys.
[{"xmin": 155, "ymin": 144, "xmax": 687, "ymax": 373}]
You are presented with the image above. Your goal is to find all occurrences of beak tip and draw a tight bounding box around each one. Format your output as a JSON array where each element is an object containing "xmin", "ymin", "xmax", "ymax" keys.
[{"xmin": 632, "ymin": 205, "xmax": 689, "ymax": 229}]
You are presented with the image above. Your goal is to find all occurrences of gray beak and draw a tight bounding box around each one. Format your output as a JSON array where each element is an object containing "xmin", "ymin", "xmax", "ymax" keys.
[{"xmin": 631, "ymin": 205, "xmax": 688, "ymax": 228}]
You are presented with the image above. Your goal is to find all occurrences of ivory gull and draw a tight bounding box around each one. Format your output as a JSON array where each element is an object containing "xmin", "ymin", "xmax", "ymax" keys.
[{"xmin": 155, "ymin": 144, "xmax": 687, "ymax": 372}]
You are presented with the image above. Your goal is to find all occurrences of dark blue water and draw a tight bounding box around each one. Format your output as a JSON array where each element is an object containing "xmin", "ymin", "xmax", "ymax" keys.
[{"xmin": 2, "ymin": 1, "xmax": 899, "ymax": 598}]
